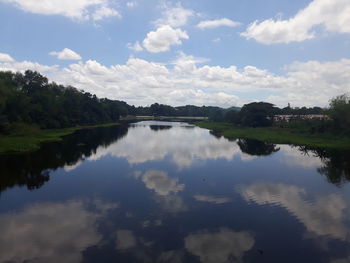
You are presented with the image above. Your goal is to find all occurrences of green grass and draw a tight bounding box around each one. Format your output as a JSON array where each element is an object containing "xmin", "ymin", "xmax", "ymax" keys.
[
  {"xmin": 196, "ymin": 121, "xmax": 350, "ymax": 149},
  {"xmin": 0, "ymin": 122, "xmax": 119, "ymax": 154}
]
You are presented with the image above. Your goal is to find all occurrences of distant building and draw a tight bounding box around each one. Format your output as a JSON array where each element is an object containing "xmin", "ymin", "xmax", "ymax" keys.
[{"xmin": 274, "ymin": 114, "xmax": 329, "ymax": 122}]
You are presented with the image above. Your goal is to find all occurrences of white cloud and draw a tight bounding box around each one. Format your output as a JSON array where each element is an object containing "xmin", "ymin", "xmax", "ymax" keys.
[
  {"xmin": 185, "ymin": 228, "xmax": 255, "ymax": 263},
  {"xmin": 197, "ymin": 18, "xmax": 241, "ymax": 29},
  {"xmin": 127, "ymin": 41, "xmax": 143, "ymax": 52},
  {"xmin": 0, "ymin": 199, "xmax": 117, "ymax": 263},
  {"xmin": 240, "ymin": 182, "xmax": 348, "ymax": 240},
  {"xmin": 92, "ymin": 5, "xmax": 121, "ymax": 20},
  {"xmin": 242, "ymin": 0, "xmax": 350, "ymax": 44},
  {"xmin": 0, "ymin": 52, "xmax": 14, "ymax": 62},
  {"xmin": 49, "ymin": 48, "xmax": 82, "ymax": 60},
  {"xmin": 143, "ymin": 25, "xmax": 189, "ymax": 53},
  {"xmin": 267, "ymin": 58, "xmax": 350, "ymax": 107},
  {"xmin": 0, "ymin": 60, "xmax": 58, "ymax": 73},
  {"xmin": 126, "ymin": 2, "xmax": 137, "ymax": 8},
  {"xmin": 154, "ymin": 2, "xmax": 194, "ymax": 28},
  {"xmin": 0, "ymin": 0, "xmax": 120, "ymax": 21},
  {"xmin": 1, "ymin": 52, "xmax": 349, "ymax": 107}
]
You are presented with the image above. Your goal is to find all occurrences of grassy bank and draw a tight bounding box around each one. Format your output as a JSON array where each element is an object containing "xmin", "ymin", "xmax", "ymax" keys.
[
  {"xmin": 0, "ymin": 122, "xmax": 119, "ymax": 154},
  {"xmin": 196, "ymin": 121, "xmax": 350, "ymax": 150}
]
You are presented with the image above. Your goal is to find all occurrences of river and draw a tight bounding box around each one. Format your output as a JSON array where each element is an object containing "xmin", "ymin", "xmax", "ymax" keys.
[{"xmin": 0, "ymin": 121, "xmax": 349, "ymax": 263}]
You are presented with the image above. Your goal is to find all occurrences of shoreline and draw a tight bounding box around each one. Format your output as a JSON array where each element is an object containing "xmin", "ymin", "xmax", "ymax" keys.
[
  {"xmin": 195, "ymin": 121, "xmax": 350, "ymax": 150},
  {"xmin": 0, "ymin": 123, "xmax": 119, "ymax": 154}
]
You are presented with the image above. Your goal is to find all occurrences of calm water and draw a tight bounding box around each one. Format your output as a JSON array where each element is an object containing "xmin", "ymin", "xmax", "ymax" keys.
[{"xmin": 0, "ymin": 121, "xmax": 350, "ymax": 263}]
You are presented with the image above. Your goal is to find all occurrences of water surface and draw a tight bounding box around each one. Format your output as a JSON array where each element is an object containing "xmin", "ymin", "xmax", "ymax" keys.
[{"xmin": 0, "ymin": 121, "xmax": 350, "ymax": 263}]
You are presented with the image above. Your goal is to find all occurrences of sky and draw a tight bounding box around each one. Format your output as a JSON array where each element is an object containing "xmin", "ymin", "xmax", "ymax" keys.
[{"xmin": 0, "ymin": 0, "xmax": 349, "ymax": 108}]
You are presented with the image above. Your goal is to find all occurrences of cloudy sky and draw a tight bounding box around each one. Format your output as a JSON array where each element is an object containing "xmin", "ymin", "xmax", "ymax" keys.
[{"xmin": 0, "ymin": 0, "xmax": 349, "ymax": 107}]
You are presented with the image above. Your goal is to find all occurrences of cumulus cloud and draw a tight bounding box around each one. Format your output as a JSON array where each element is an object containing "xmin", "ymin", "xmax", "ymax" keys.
[
  {"xmin": 197, "ymin": 18, "xmax": 241, "ymax": 29},
  {"xmin": 240, "ymin": 182, "xmax": 348, "ymax": 240},
  {"xmin": 143, "ymin": 25, "xmax": 189, "ymax": 53},
  {"xmin": 267, "ymin": 58, "xmax": 350, "ymax": 107},
  {"xmin": 49, "ymin": 48, "xmax": 82, "ymax": 60},
  {"xmin": 185, "ymin": 228, "xmax": 255, "ymax": 263},
  {"xmin": 126, "ymin": 2, "xmax": 137, "ymax": 8},
  {"xmin": 127, "ymin": 41, "xmax": 143, "ymax": 52},
  {"xmin": 154, "ymin": 2, "xmax": 194, "ymax": 28},
  {"xmin": 92, "ymin": 5, "xmax": 121, "ymax": 20},
  {"xmin": 242, "ymin": 0, "xmax": 350, "ymax": 44},
  {"xmin": 0, "ymin": 52, "xmax": 14, "ymax": 62},
  {"xmin": 0, "ymin": 60, "xmax": 58, "ymax": 73},
  {"xmin": 1, "ymin": 52, "xmax": 349, "ymax": 107},
  {"xmin": 0, "ymin": 199, "xmax": 117, "ymax": 263},
  {"xmin": 0, "ymin": 0, "xmax": 121, "ymax": 21}
]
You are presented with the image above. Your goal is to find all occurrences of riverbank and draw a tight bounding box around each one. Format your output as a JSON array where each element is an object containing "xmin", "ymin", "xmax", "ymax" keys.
[
  {"xmin": 0, "ymin": 123, "xmax": 119, "ymax": 154},
  {"xmin": 196, "ymin": 121, "xmax": 350, "ymax": 149}
]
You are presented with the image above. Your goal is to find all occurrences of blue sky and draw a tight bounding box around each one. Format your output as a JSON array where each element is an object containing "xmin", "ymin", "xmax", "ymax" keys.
[{"xmin": 0, "ymin": 0, "xmax": 349, "ymax": 107}]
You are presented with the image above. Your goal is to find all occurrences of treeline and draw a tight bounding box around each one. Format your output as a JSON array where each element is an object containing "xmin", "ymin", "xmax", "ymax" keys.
[
  {"xmin": 219, "ymin": 98, "xmax": 350, "ymax": 135},
  {"xmin": 210, "ymin": 102, "xmax": 325, "ymax": 123},
  {"xmin": 129, "ymin": 103, "xmax": 227, "ymax": 117},
  {"xmin": 0, "ymin": 70, "xmax": 223, "ymax": 134}
]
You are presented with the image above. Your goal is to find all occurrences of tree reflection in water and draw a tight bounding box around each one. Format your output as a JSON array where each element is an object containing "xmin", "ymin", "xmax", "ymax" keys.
[
  {"xmin": 149, "ymin": 125, "xmax": 172, "ymax": 131},
  {"xmin": 0, "ymin": 125, "xmax": 128, "ymax": 193},
  {"xmin": 237, "ymin": 139, "xmax": 280, "ymax": 156},
  {"xmin": 298, "ymin": 146, "xmax": 350, "ymax": 186}
]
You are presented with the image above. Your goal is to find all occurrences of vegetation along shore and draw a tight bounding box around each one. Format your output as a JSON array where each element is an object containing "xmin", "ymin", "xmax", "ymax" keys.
[
  {"xmin": 195, "ymin": 121, "xmax": 350, "ymax": 150},
  {"xmin": 0, "ymin": 123, "xmax": 119, "ymax": 154}
]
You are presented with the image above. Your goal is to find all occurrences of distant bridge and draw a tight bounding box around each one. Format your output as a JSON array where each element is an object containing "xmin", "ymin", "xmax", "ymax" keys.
[{"xmin": 120, "ymin": 116, "xmax": 208, "ymax": 122}]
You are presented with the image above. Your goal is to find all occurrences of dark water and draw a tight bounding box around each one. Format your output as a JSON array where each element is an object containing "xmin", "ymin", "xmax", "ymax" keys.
[{"xmin": 0, "ymin": 121, "xmax": 350, "ymax": 263}]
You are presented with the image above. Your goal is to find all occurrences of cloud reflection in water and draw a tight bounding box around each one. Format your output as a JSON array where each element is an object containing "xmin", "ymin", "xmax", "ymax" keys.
[
  {"xmin": 73, "ymin": 121, "xmax": 254, "ymax": 169},
  {"xmin": 0, "ymin": 199, "xmax": 118, "ymax": 263},
  {"xmin": 240, "ymin": 182, "xmax": 348, "ymax": 240},
  {"xmin": 185, "ymin": 228, "xmax": 255, "ymax": 263}
]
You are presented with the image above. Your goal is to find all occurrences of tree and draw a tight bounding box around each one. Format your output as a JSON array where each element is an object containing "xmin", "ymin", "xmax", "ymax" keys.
[
  {"xmin": 209, "ymin": 109, "xmax": 224, "ymax": 122},
  {"xmin": 328, "ymin": 94, "xmax": 350, "ymax": 134},
  {"xmin": 224, "ymin": 110, "xmax": 240, "ymax": 124},
  {"xmin": 239, "ymin": 102, "xmax": 276, "ymax": 127},
  {"xmin": 0, "ymin": 71, "xmax": 129, "ymax": 132}
]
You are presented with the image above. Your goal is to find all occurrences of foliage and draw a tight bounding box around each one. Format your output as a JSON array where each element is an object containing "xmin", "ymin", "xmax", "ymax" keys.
[
  {"xmin": 0, "ymin": 70, "xmax": 128, "ymax": 132},
  {"xmin": 238, "ymin": 102, "xmax": 277, "ymax": 127},
  {"xmin": 279, "ymin": 105, "xmax": 324, "ymax": 115},
  {"xmin": 328, "ymin": 94, "xmax": 350, "ymax": 135}
]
